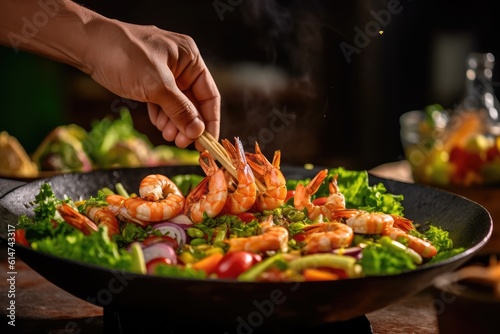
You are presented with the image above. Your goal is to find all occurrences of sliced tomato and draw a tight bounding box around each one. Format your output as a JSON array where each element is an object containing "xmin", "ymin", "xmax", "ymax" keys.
[
  {"xmin": 312, "ymin": 197, "xmax": 327, "ymax": 206},
  {"xmin": 285, "ymin": 190, "xmax": 295, "ymax": 202},
  {"xmin": 146, "ymin": 257, "xmax": 173, "ymax": 275},
  {"xmin": 214, "ymin": 251, "xmax": 262, "ymax": 279},
  {"xmin": 142, "ymin": 235, "xmax": 178, "ymax": 250},
  {"xmin": 15, "ymin": 229, "xmax": 29, "ymax": 247},
  {"xmin": 236, "ymin": 212, "xmax": 257, "ymax": 223}
]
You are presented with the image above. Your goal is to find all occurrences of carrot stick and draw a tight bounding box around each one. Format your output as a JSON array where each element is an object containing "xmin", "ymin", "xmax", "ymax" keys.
[{"xmin": 303, "ymin": 268, "xmax": 340, "ymax": 281}]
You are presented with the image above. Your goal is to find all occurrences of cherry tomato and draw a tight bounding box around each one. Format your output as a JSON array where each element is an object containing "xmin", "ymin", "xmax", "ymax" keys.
[
  {"xmin": 142, "ymin": 235, "xmax": 178, "ymax": 250},
  {"xmin": 312, "ymin": 197, "xmax": 327, "ymax": 206},
  {"xmin": 146, "ymin": 257, "xmax": 173, "ymax": 275},
  {"xmin": 285, "ymin": 190, "xmax": 295, "ymax": 202},
  {"xmin": 236, "ymin": 212, "xmax": 257, "ymax": 223},
  {"xmin": 15, "ymin": 229, "xmax": 29, "ymax": 247},
  {"xmin": 292, "ymin": 233, "xmax": 307, "ymax": 243},
  {"xmin": 214, "ymin": 251, "xmax": 262, "ymax": 279}
]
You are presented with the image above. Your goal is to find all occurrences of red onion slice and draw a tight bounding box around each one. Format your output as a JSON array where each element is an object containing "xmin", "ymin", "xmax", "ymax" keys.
[
  {"xmin": 167, "ymin": 214, "xmax": 193, "ymax": 226},
  {"xmin": 142, "ymin": 242, "xmax": 177, "ymax": 265},
  {"xmin": 152, "ymin": 222, "xmax": 187, "ymax": 246}
]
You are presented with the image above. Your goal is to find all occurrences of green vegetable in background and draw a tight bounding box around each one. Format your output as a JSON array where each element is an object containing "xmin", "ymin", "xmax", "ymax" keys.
[{"xmin": 31, "ymin": 124, "xmax": 93, "ymax": 172}]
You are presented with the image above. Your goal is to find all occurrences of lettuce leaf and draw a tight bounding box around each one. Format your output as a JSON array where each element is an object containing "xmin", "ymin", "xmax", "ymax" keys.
[
  {"xmin": 31, "ymin": 226, "xmax": 134, "ymax": 271},
  {"xmin": 286, "ymin": 167, "xmax": 405, "ymax": 215}
]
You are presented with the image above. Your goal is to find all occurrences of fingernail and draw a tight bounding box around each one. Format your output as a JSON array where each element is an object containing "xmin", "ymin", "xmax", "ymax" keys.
[{"xmin": 186, "ymin": 118, "xmax": 204, "ymax": 138}]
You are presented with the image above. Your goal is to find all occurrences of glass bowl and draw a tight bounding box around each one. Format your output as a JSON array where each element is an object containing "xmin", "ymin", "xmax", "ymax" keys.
[{"xmin": 400, "ymin": 106, "xmax": 500, "ymax": 187}]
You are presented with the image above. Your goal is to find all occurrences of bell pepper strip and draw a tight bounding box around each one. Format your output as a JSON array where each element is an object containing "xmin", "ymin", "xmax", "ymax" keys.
[
  {"xmin": 15, "ymin": 229, "xmax": 30, "ymax": 247},
  {"xmin": 303, "ymin": 268, "xmax": 340, "ymax": 281},
  {"xmin": 237, "ymin": 254, "xmax": 285, "ymax": 282},
  {"xmin": 192, "ymin": 252, "xmax": 224, "ymax": 275},
  {"xmin": 288, "ymin": 253, "xmax": 360, "ymax": 278}
]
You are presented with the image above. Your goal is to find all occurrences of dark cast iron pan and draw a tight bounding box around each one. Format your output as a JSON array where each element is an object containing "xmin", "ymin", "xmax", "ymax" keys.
[{"xmin": 0, "ymin": 165, "xmax": 493, "ymax": 333}]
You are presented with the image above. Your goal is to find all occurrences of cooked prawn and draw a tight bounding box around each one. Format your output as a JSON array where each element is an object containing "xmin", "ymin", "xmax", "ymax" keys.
[
  {"xmin": 334, "ymin": 209, "xmax": 414, "ymax": 234},
  {"xmin": 383, "ymin": 227, "xmax": 437, "ymax": 258},
  {"xmin": 57, "ymin": 203, "xmax": 98, "ymax": 235},
  {"xmin": 106, "ymin": 194, "xmax": 149, "ymax": 227},
  {"xmin": 344, "ymin": 211, "xmax": 395, "ymax": 234},
  {"xmin": 294, "ymin": 169, "xmax": 346, "ymax": 221},
  {"xmin": 57, "ymin": 203, "xmax": 119, "ymax": 237},
  {"xmin": 105, "ymin": 176, "xmax": 185, "ymax": 224},
  {"xmin": 245, "ymin": 142, "xmax": 287, "ymax": 211},
  {"xmin": 227, "ymin": 215, "xmax": 289, "ymax": 253},
  {"xmin": 220, "ymin": 137, "xmax": 257, "ymax": 214},
  {"xmin": 139, "ymin": 174, "xmax": 182, "ymax": 202},
  {"xmin": 184, "ymin": 151, "xmax": 228, "ymax": 223},
  {"xmin": 300, "ymin": 222, "xmax": 354, "ymax": 254},
  {"xmin": 84, "ymin": 205, "xmax": 120, "ymax": 237}
]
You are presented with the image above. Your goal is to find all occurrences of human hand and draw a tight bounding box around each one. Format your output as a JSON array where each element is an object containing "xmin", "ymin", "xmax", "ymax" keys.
[{"xmin": 84, "ymin": 19, "xmax": 220, "ymax": 149}]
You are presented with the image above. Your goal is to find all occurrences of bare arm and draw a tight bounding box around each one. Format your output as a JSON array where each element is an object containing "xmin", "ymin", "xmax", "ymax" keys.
[{"xmin": 0, "ymin": 0, "xmax": 220, "ymax": 149}]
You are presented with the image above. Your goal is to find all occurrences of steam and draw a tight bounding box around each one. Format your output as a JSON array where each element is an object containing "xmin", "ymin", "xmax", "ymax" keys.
[{"xmin": 221, "ymin": 0, "xmax": 326, "ymax": 162}]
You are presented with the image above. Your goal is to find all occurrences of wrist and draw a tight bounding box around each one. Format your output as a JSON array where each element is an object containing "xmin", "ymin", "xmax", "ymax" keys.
[{"xmin": 0, "ymin": 0, "xmax": 105, "ymax": 74}]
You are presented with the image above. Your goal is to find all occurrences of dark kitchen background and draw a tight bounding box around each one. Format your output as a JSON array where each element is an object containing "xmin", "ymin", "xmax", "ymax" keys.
[{"xmin": 1, "ymin": 0, "xmax": 499, "ymax": 170}]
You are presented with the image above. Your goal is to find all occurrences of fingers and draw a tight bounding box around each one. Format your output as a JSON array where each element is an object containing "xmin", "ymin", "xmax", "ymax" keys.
[
  {"xmin": 177, "ymin": 56, "xmax": 221, "ymax": 141},
  {"xmin": 148, "ymin": 102, "xmax": 195, "ymax": 148}
]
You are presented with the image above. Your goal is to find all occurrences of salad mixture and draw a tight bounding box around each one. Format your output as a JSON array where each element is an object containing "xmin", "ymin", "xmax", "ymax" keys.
[{"xmin": 15, "ymin": 139, "xmax": 464, "ymax": 282}]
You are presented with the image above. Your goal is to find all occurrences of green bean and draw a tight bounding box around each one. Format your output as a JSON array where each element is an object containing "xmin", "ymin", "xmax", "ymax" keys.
[
  {"xmin": 115, "ymin": 183, "xmax": 130, "ymax": 198},
  {"xmin": 288, "ymin": 253, "xmax": 358, "ymax": 276},
  {"xmin": 379, "ymin": 236, "xmax": 423, "ymax": 265},
  {"xmin": 238, "ymin": 254, "xmax": 285, "ymax": 281},
  {"xmin": 99, "ymin": 187, "xmax": 115, "ymax": 196},
  {"xmin": 187, "ymin": 227, "xmax": 205, "ymax": 239},
  {"xmin": 189, "ymin": 238, "xmax": 207, "ymax": 246}
]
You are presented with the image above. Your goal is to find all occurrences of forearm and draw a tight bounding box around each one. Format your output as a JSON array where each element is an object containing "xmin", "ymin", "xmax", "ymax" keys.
[{"xmin": 0, "ymin": 0, "xmax": 106, "ymax": 74}]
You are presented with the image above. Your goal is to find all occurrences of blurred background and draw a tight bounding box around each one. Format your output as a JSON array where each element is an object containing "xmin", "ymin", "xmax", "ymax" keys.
[{"xmin": 1, "ymin": 0, "xmax": 499, "ymax": 171}]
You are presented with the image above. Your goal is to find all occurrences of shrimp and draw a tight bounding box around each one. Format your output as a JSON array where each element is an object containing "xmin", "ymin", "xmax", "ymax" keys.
[
  {"xmin": 106, "ymin": 194, "xmax": 149, "ymax": 227},
  {"xmin": 184, "ymin": 151, "xmax": 228, "ymax": 223},
  {"xmin": 57, "ymin": 203, "xmax": 119, "ymax": 237},
  {"xmin": 336, "ymin": 209, "xmax": 414, "ymax": 233},
  {"xmin": 57, "ymin": 203, "xmax": 98, "ymax": 235},
  {"xmin": 245, "ymin": 142, "xmax": 287, "ymax": 211},
  {"xmin": 105, "ymin": 174, "xmax": 185, "ymax": 224},
  {"xmin": 84, "ymin": 205, "xmax": 120, "ymax": 236},
  {"xmin": 383, "ymin": 227, "xmax": 438, "ymax": 258},
  {"xmin": 294, "ymin": 169, "xmax": 346, "ymax": 221},
  {"xmin": 344, "ymin": 211, "xmax": 395, "ymax": 234},
  {"xmin": 300, "ymin": 222, "xmax": 354, "ymax": 254},
  {"xmin": 220, "ymin": 137, "xmax": 257, "ymax": 214},
  {"xmin": 139, "ymin": 174, "xmax": 182, "ymax": 202},
  {"xmin": 227, "ymin": 215, "xmax": 289, "ymax": 253},
  {"xmin": 340, "ymin": 210, "xmax": 434, "ymax": 257}
]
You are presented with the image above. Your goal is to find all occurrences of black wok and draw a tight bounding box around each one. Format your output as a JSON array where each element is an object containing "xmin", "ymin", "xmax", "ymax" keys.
[{"xmin": 0, "ymin": 165, "xmax": 493, "ymax": 333}]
